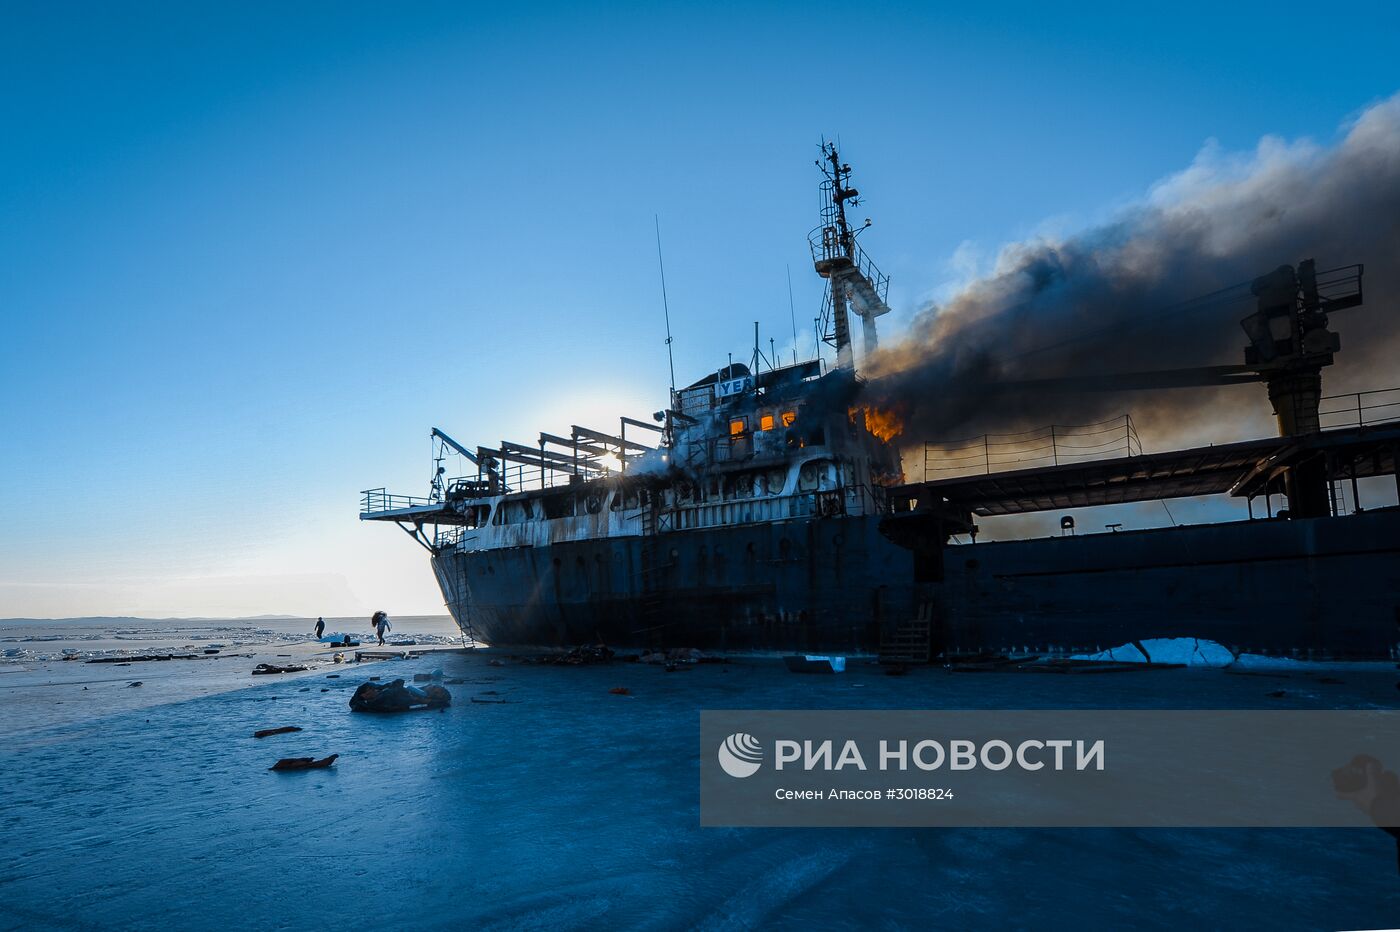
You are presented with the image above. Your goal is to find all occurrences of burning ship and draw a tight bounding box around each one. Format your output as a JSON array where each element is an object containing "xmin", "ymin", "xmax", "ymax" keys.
[{"xmin": 363, "ymin": 146, "xmax": 1400, "ymax": 658}]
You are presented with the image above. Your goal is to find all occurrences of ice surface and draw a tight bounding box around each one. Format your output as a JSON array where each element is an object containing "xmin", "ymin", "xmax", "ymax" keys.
[
  {"xmin": 0, "ymin": 616, "xmax": 463, "ymax": 736},
  {"xmin": 3, "ymin": 645, "xmax": 1399, "ymax": 929},
  {"xmin": 0, "ymin": 615, "xmax": 462, "ymax": 664}
]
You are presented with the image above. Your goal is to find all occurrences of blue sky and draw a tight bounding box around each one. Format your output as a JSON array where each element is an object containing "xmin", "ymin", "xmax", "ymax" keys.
[{"xmin": 2, "ymin": 1, "xmax": 1397, "ymax": 617}]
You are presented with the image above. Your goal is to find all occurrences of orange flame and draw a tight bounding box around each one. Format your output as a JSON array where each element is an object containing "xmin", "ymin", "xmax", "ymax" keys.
[{"xmin": 851, "ymin": 405, "xmax": 904, "ymax": 443}]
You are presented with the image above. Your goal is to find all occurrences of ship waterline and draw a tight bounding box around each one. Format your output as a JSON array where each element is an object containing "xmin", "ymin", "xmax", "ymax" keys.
[{"xmin": 432, "ymin": 512, "xmax": 913, "ymax": 653}]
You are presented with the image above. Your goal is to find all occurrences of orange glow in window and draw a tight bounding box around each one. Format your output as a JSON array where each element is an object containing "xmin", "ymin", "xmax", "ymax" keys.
[
  {"xmin": 781, "ymin": 411, "xmax": 797, "ymax": 427},
  {"xmin": 729, "ymin": 418, "xmax": 746, "ymax": 436},
  {"xmin": 759, "ymin": 414, "xmax": 775, "ymax": 431}
]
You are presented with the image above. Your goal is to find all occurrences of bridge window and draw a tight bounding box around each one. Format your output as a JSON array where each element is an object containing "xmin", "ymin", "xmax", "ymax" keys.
[
  {"xmin": 726, "ymin": 472, "xmax": 755, "ymax": 499},
  {"xmin": 759, "ymin": 413, "xmax": 775, "ymax": 431},
  {"xmin": 798, "ymin": 460, "xmax": 833, "ymax": 492},
  {"xmin": 494, "ymin": 501, "xmax": 532, "ymax": 524},
  {"xmin": 729, "ymin": 416, "xmax": 748, "ymax": 437},
  {"xmin": 542, "ymin": 493, "xmax": 574, "ymax": 519},
  {"xmin": 781, "ymin": 411, "xmax": 797, "ymax": 427}
]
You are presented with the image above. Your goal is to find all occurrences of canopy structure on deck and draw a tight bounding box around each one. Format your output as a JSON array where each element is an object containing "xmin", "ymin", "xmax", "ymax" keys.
[{"xmin": 893, "ymin": 423, "xmax": 1400, "ymax": 517}]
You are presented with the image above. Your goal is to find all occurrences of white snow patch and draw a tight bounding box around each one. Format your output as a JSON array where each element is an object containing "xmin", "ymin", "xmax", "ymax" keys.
[
  {"xmin": 1071, "ymin": 637, "xmax": 1236, "ymax": 667},
  {"xmin": 1072, "ymin": 638, "xmax": 1332, "ymax": 668}
]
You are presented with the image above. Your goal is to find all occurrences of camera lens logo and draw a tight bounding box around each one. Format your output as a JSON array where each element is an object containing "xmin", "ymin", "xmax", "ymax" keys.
[{"xmin": 718, "ymin": 733, "xmax": 763, "ymax": 778}]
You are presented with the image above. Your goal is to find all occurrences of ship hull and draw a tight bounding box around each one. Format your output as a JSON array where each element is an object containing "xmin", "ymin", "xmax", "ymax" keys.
[
  {"xmin": 432, "ymin": 508, "xmax": 1400, "ymax": 658},
  {"xmin": 433, "ymin": 514, "xmax": 913, "ymax": 654},
  {"xmin": 934, "ymin": 508, "xmax": 1400, "ymax": 659}
]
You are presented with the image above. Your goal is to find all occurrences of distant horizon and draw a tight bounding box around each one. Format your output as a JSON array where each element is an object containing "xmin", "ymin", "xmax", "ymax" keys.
[{"xmin": 0, "ymin": 612, "xmax": 455, "ymax": 624}]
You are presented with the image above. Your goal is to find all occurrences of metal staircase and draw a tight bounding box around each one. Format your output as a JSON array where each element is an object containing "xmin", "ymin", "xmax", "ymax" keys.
[
  {"xmin": 878, "ymin": 601, "xmax": 935, "ymax": 664},
  {"xmin": 812, "ymin": 231, "xmax": 890, "ymax": 318},
  {"xmin": 816, "ymin": 257, "xmax": 892, "ymax": 361}
]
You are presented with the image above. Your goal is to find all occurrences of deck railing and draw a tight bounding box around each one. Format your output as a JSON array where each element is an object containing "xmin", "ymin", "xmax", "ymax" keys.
[
  {"xmin": 1318, "ymin": 387, "xmax": 1400, "ymax": 430},
  {"xmin": 666, "ymin": 483, "xmax": 888, "ymax": 532},
  {"xmin": 435, "ymin": 525, "xmax": 471, "ymax": 549},
  {"xmin": 360, "ymin": 488, "xmax": 435, "ymax": 516},
  {"xmin": 923, "ymin": 415, "xmax": 1143, "ymax": 481},
  {"xmin": 808, "ymin": 227, "xmax": 890, "ymax": 304}
]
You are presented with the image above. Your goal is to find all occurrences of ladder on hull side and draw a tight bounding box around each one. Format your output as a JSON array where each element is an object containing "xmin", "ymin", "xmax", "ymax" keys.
[
  {"xmin": 879, "ymin": 601, "xmax": 934, "ymax": 664},
  {"xmin": 447, "ymin": 551, "xmax": 480, "ymax": 649},
  {"xmin": 635, "ymin": 505, "xmax": 667, "ymax": 645}
]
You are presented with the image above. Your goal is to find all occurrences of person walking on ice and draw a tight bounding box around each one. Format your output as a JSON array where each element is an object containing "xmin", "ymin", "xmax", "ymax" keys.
[
  {"xmin": 314, "ymin": 617, "xmax": 325, "ymax": 640},
  {"xmin": 372, "ymin": 610, "xmax": 391, "ymax": 646}
]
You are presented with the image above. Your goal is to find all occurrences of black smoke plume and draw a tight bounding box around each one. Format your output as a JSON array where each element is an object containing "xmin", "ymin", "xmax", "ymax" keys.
[{"xmin": 864, "ymin": 93, "xmax": 1400, "ymax": 452}]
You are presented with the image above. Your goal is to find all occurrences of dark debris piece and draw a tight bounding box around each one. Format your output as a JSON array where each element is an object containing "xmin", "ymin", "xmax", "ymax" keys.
[
  {"xmin": 89, "ymin": 655, "xmax": 200, "ymax": 664},
  {"xmin": 349, "ymin": 679, "xmax": 451, "ymax": 713},
  {"xmin": 253, "ymin": 726, "xmax": 303, "ymax": 739},
  {"xmin": 269, "ymin": 754, "xmax": 338, "ymax": 772},
  {"xmin": 252, "ymin": 663, "xmax": 308, "ymax": 675}
]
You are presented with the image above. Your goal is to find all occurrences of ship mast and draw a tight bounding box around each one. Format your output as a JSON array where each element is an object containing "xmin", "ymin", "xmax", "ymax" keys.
[{"xmin": 810, "ymin": 142, "xmax": 892, "ymax": 371}]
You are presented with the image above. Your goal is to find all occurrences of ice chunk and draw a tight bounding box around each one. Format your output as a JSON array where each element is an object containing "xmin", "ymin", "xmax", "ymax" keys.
[
  {"xmin": 1072, "ymin": 643, "xmax": 1150, "ymax": 663},
  {"xmin": 1071, "ymin": 638, "xmax": 1237, "ymax": 666}
]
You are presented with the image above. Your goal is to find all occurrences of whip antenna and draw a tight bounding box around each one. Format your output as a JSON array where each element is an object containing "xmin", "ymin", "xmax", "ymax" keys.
[
  {"xmin": 655, "ymin": 215, "xmax": 677, "ymax": 397},
  {"xmin": 786, "ymin": 265, "xmax": 800, "ymax": 365}
]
